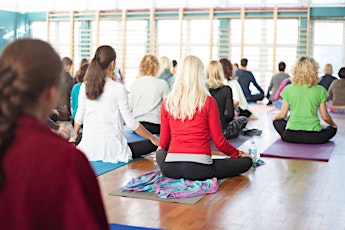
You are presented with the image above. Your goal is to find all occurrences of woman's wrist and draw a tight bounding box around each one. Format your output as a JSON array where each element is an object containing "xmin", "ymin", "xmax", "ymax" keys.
[{"xmin": 238, "ymin": 150, "xmax": 244, "ymax": 157}]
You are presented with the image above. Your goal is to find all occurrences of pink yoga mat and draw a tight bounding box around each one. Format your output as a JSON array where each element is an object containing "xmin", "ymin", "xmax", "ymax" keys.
[{"xmin": 261, "ymin": 139, "xmax": 335, "ymax": 162}]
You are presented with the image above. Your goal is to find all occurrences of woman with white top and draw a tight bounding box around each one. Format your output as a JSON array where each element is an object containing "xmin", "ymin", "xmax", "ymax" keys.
[
  {"xmin": 74, "ymin": 45, "xmax": 159, "ymax": 163},
  {"xmin": 220, "ymin": 58, "xmax": 254, "ymax": 118},
  {"xmin": 130, "ymin": 55, "xmax": 170, "ymax": 134}
]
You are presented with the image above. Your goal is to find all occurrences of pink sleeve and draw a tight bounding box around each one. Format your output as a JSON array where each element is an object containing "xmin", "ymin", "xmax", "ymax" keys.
[{"xmin": 274, "ymin": 78, "xmax": 289, "ymax": 101}]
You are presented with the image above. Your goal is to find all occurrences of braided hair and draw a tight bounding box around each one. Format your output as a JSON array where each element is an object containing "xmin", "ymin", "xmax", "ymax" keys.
[
  {"xmin": 0, "ymin": 39, "xmax": 62, "ymax": 189},
  {"xmin": 84, "ymin": 45, "xmax": 116, "ymax": 100}
]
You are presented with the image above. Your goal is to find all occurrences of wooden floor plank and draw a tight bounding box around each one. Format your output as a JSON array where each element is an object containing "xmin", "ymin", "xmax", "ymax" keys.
[{"xmin": 97, "ymin": 104, "xmax": 345, "ymax": 230}]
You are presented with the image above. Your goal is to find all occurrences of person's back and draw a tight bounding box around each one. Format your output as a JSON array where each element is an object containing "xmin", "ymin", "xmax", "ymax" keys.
[
  {"xmin": 319, "ymin": 63, "xmax": 337, "ymax": 90},
  {"xmin": 1, "ymin": 116, "xmax": 108, "ymax": 230},
  {"xmin": 328, "ymin": 67, "xmax": 345, "ymax": 108},
  {"xmin": 71, "ymin": 63, "xmax": 89, "ymax": 123},
  {"xmin": 219, "ymin": 58, "xmax": 253, "ymax": 118},
  {"xmin": 57, "ymin": 57, "xmax": 75, "ymax": 121},
  {"xmin": 157, "ymin": 55, "xmax": 252, "ymax": 181},
  {"xmin": 131, "ymin": 55, "xmax": 170, "ymax": 134},
  {"xmin": 267, "ymin": 61, "xmax": 290, "ymax": 103},
  {"xmin": 74, "ymin": 46, "xmax": 159, "ymax": 163},
  {"xmin": 209, "ymin": 86, "xmax": 234, "ymax": 129},
  {"xmin": 158, "ymin": 56, "xmax": 174, "ymax": 89},
  {"xmin": 236, "ymin": 58, "xmax": 264, "ymax": 102},
  {"xmin": 282, "ymin": 83, "xmax": 326, "ymax": 131},
  {"xmin": 273, "ymin": 57, "xmax": 337, "ymax": 144},
  {"xmin": 0, "ymin": 39, "xmax": 108, "ymax": 230}
]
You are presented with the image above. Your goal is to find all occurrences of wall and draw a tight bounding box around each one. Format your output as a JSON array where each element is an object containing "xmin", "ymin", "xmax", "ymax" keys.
[{"xmin": 0, "ymin": 10, "xmax": 27, "ymax": 51}]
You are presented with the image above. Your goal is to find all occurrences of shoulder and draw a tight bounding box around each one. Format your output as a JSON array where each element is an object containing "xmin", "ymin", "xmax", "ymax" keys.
[
  {"xmin": 206, "ymin": 96, "xmax": 217, "ymax": 107},
  {"xmin": 72, "ymin": 83, "xmax": 81, "ymax": 90}
]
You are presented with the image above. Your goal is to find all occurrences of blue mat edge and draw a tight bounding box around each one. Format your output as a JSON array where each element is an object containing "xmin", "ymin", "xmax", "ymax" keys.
[
  {"xmin": 109, "ymin": 223, "xmax": 162, "ymax": 230},
  {"xmin": 90, "ymin": 158, "xmax": 140, "ymax": 176}
]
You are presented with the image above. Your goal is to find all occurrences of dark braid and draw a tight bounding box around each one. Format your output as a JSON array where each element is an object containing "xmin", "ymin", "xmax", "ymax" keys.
[
  {"xmin": 0, "ymin": 39, "xmax": 62, "ymax": 189},
  {"xmin": 0, "ymin": 68, "xmax": 23, "ymax": 187}
]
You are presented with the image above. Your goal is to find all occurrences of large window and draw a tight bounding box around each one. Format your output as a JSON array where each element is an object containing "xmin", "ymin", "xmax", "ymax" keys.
[{"xmin": 312, "ymin": 21, "xmax": 344, "ymax": 76}]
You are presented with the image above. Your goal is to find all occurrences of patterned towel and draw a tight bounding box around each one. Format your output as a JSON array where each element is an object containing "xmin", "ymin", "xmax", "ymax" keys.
[{"xmin": 122, "ymin": 169, "xmax": 219, "ymax": 199}]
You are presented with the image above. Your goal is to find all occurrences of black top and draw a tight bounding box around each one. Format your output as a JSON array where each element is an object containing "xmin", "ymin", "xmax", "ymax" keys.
[
  {"xmin": 236, "ymin": 69, "xmax": 264, "ymax": 98},
  {"xmin": 318, "ymin": 75, "xmax": 337, "ymax": 90},
  {"xmin": 209, "ymin": 86, "xmax": 235, "ymax": 130}
]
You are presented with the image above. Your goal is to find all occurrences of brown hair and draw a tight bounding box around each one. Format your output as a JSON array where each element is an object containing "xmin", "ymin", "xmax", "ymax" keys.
[
  {"xmin": 84, "ymin": 45, "xmax": 116, "ymax": 100},
  {"xmin": 219, "ymin": 58, "xmax": 234, "ymax": 81},
  {"xmin": 75, "ymin": 63, "xmax": 89, "ymax": 83},
  {"xmin": 0, "ymin": 39, "xmax": 62, "ymax": 189}
]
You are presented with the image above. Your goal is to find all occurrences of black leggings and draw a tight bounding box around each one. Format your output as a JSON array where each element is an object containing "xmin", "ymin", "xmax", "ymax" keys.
[
  {"xmin": 238, "ymin": 108, "xmax": 252, "ymax": 118},
  {"xmin": 246, "ymin": 93, "xmax": 264, "ymax": 103},
  {"xmin": 140, "ymin": 122, "xmax": 160, "ymax": 134},
  {"xmin": 273, "ymin": 119, "xmax": 337, "ymax": 144},
  {"xmin": 156, "ymin": 150, "xmax": 252, "ymax": 180}
]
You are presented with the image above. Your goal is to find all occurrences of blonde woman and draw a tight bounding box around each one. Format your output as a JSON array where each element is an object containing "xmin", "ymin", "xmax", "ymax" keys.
[
  {"xmin": 156, "ymin": 55, "xmax": 252, "ymax": 181},
  {"xmin": 318, "ymin": 63, "xmax": 337, "ymax": 90},
  {"xmin": 131, "ymin": 54, "xmax": 170, "ymax": 134},
  {"xmin": 205, "ymin": 61, "xmax": 248, "ymax": 139},
  {"xmin": 273, "ymin": 57, "xmax": 337, "ymax": 144},
  {"xmin": 158, "ymin": 56, "xmax": 175, "ymax": 90}
]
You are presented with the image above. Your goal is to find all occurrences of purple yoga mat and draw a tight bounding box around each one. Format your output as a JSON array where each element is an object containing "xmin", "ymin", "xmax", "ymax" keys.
[
  {"xmin": 261, "ymin": 139, "xmax": 335, "ymax": 162},
  {"xmin": 211, "ymin": 135, "xmax": 251, "ymax": 150}
]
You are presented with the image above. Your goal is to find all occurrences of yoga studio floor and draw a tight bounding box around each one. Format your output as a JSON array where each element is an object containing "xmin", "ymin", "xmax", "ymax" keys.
[{"xmin": 97, "ymin": 104, "xmax": 345, "ymax": 230}]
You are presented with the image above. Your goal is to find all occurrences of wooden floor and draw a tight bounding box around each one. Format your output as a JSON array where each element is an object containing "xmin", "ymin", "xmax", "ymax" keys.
[{"xmin": 97, "ymin": 104, "xmax": 345, "ymax": 230}]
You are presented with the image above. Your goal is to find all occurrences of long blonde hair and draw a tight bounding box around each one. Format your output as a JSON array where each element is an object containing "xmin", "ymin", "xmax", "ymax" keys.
[
  {"xmin": 165, "ymin": 55, "xmax": 209, "ymax": 121},
  {"xmin": 206, "ymin": 60, "xmax": 225, "ymax": 89},
  {"xmin": 292, "ymin": 57, "xmax": 320, "ymax": 88}
]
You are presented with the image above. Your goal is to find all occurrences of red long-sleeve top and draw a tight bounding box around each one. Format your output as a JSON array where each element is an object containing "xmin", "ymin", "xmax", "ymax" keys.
[
  {"xmin": 0, "ymin": 115, "xmax": 109, "ymax": 230},
  {"xmin": 160, "ymin": 96, "xmax": 239, "ymax": 158}
]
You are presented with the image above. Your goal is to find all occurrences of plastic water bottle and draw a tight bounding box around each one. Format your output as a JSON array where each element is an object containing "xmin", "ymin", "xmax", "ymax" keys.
[{"xmin": 249, "ymin": 140, "xmax": 257, "ymax": 168}]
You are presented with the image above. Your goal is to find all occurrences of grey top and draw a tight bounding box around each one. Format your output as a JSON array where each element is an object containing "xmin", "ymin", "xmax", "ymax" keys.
[{"xmin": 267, "ymin": 72, "xmax": 291, "ymax": 101}]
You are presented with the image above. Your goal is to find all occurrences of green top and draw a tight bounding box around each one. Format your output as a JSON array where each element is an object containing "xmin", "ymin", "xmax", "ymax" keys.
[{"xmin": 281, "ymin": 83, "xmax": 328, "ymax": 131}]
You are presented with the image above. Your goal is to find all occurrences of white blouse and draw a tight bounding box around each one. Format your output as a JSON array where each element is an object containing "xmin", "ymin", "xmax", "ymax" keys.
[{"xmin": 75, "ymin": 77, "xmax": 139, "ymax": 163}]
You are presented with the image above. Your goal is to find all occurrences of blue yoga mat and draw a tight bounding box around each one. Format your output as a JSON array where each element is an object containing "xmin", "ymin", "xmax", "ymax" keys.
[
  {"xmin": 124, "ymin": 126, "xmax": 160, "ymax": 143},
  {"xmin": 109, "ymin": 223, "xmax": 161, "ymax": 230},
  {"xmin": 90, "ymin": 159, "xmax": 137, "ymax": 176}
]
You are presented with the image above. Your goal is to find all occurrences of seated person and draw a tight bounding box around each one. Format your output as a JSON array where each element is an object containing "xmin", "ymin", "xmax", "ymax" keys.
[
  {"xmin": 56, "ymin": 57, "xmax": 74, "ymax": 121},
  {"xmin": 156, "ymin": 55, "xmax": 252, "ymax": 181},
  {"xmin": 158, "ymin": 56, "xmax": 175, "ymax": 90},
  {"xmin": 220, "ymin": 58, "xmax": 254, "ymax": 118},
  {"xmin": 130, "ymin": 55, "xmax": 170, "ymax": 134},
  {"xmin": 0, "ymin": 39, "xmax": 108, "ymax": 229},
  {"xmin": 206, "ymin": 60, "xmax": 248, "ymax": 139},
  {"xmin": 273, "ymin": 57, "xmax": 337, "ymax": 144},
  {"xmin": 327, "ymin": 67, "xmax": 345, "ymax": 114},
  {"xmin": 319, "ymin": 63, "xmax": 337, "ymax": 90},
  {"xmin": 273, "ymin": 77, "xmax": 291, "ymax": 109},
  {"xmin": 266, "ymin": 61, "xmax": 291, "ymax": 105},
  {"xmin": 236, "ymin": 58, "xmax": 265, "ymax": 103},
  {"xmin": 74, "ymin": 45, "xmax": 159, "ymax": 163}
]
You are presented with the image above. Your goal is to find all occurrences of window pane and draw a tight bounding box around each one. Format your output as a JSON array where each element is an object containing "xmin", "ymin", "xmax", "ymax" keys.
[
  {"xmin": 30, "ymin": 21, "xmax": 47, "ymax": 40},
  {"xmin": 157, "ymin": 20, "xmax": 180, "ymax": 61},
  {"xmin": 314, "ymin": 46, "xmax": 343, "ymax": 77},
  {"xmin": 314, "ymin": 22, "xmax": 343, "ymax": 45}
]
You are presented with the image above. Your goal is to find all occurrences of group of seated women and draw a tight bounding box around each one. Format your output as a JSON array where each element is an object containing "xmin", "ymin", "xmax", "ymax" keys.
[{"xmin": 0, "ymin": 38, "xmax": 340, "ymax": 228}]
